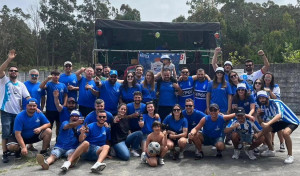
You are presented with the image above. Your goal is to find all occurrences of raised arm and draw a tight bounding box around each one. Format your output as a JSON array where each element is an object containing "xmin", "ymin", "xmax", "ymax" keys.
[
  {"xmin": 75, "ymin": 67, "xmax": 85, "ymax": 82},
  {"xmin": 258, "ymin": 50, "xmax": 270, "ymax": 74},
  {"xmin": 40, "ymin": 75, "xmax": 52, "ymax": 89},
  {"xmin": 212, "ymin": 47, "xmax": 221, "ymax": 71},
  {"xmin": 53, "ymin": 90, "xmax": 63, "ymax": 112},
  {"xmin": 0, "ymin": 49, "xmax": 16, "ymax": 78}
]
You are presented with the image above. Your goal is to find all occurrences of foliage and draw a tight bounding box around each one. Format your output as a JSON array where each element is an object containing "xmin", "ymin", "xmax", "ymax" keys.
[{"xmin": 282, "ymin": 42, "xmax": 300, "ymax": 63}]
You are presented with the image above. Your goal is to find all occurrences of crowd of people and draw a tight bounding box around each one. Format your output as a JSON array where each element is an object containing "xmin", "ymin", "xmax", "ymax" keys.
[{"xmin": 0, "ymin": 48, "xmax": 299, "ymax": 173}]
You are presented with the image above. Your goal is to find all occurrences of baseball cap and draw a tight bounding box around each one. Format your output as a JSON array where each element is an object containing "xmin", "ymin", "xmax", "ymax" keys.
[
  {"xmin": 64, "ymin": 61, "xmax": 72, "ymax": 66},
  {"xmin": 70, "ymin": 110, "xmax": 81, "ymax": 117},
  {"xmin": 257, "ymin": 90, "xmax": 269, "ymax": 99},
  {"xmin": 224, "ymin": 61, "xmax": 233, "ymax": 67},
  {"xmin": 161, "ymin": 55, "xmax": 171, "ymax": 60},
  {"xmin": 209, "ymin": 103, "xmax": 219, "ymax": 110},
  {"xmin": 215, "ymin": 67, "xmax": 224, "ymax": 73},
  {"xmin": 26, "ymin": 98, "xmax": 38, "ymax": 105},
  {"xmin": 237, "ymin": 83, "xmax": 247, "ymax": 90},
  {"xmin": 109, "ymin": 70, "xmax": 118, "ymax": 76},
  {"xmin": 67, "ymin": 97, "xmax": 76, "ymax": 103},
  {"xmin": 236, "ymin": 107, "xmax": 245, "ymax": 116}
]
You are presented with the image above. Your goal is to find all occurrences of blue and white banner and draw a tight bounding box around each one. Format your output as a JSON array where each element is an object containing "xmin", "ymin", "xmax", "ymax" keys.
[{"xmin": 138, "ymin": 52, "xmax": 186, "ymax": 75}]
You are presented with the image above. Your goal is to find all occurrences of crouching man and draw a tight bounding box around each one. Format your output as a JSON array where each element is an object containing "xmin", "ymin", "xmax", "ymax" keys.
[
  {"xmin": 61, "ymin": 110, "xmax": 110, "ymax": 173},
  {"xmin": 7, "ymin": 98, "xmax": 52, "ymax": 158}
]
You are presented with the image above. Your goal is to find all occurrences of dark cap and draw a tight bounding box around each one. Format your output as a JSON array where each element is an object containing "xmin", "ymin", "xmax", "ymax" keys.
[
  {"xmin": 67, "ymin": 97, "xmax": 76, "ymax": 103},
  {"xmin": 236, "ymin": 107, "xmax": 245, "ymax": 116},
  {"xmin": 209, "ymin": 103, "xmax": 219, "ymax": 110}
]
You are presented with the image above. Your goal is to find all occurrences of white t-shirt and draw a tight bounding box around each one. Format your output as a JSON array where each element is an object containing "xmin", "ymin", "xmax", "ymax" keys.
[
  {"xmin": 240, "ymin": 69, "xmax": 264, "ymax": 86},
  {"xmin": 0, "ymin": 76, "xmax": 30, "ymax": 114}
]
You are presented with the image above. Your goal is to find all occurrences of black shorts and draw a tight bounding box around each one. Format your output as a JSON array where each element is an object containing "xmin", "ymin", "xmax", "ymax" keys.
[
  {"xmin": 7, "ymin": 131, "xmax": 44, "ymax": 146},
  {"xmin": 271, "ymin": 121, "xmax": 298, "ymax": 133},
  {"xmin": 46, "ymin": 110, "xmax": 60, "ymax": 125}
]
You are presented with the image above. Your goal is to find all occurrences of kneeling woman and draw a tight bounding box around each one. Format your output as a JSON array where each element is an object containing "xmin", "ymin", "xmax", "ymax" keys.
[
  {"xmin": 163, "ymin": 104, "xmax": 188, "ymax": 160},
  {"xmin": 111, "ymin": 104, "xmax": 143, "ymax": 161}
]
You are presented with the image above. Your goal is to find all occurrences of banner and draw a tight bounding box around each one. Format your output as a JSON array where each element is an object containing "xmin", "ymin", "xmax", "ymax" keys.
[{"xmin": 138, "ymin": 52, "xmax": 186, "ymax": 75}]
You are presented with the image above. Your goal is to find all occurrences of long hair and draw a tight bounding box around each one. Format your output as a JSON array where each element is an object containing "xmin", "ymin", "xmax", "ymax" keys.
[
  {"xmin": 122, "ymin": 71, "xmax": 137, "ymax": 90},
  {"xmin": 144, "ymin": 101, "xmax": 157, "ymax": 115},
  {"xmin": 213, "ymin": 72, "xmax": 226, "ymax": 89},
  {"xmin": 228, "ymin": 70, "xmax": 243, "ymax": 85},
  {"xmin": 253, "ymin": 78, "xmax": 264, "ymax": 92},
  {"xmin": 262, "ymin": 72, "xmax": 275, "ymax": 91},
  {"xmin": 171, "ymin": 104, "xmax": 183, "ymax": 119},
  {"xmin": 233, "ymin": 88, "xmax": 250, "ymax": 102},
  {"xmin": 142, "ymin": 70, "xmax": 155, "ymax": 91}
]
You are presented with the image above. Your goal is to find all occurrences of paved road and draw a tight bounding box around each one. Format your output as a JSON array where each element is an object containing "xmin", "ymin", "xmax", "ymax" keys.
[{"xmin": 0, "ymin": 126, "xmax": 300, "ymax": 176}]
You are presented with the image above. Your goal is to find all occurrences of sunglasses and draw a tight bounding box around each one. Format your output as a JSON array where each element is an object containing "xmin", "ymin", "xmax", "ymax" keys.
[
  {"xmin": 185, "ymin": 105, "xmax": 193, "ymax": 108},
  {"xmin": 255, "ymin": 82, "xmax": 262, "ymax": 85},
  {"xmin": 209, "ymin": 108, "xmax": 218, "ymax": 112},
  {"xmin": 127, "ymin": 76, "xmax": 134, "ymax": 78},
  {"xmin": 237, "ymin": 89, "xmax": 246, "ymax": 91},
  {"xmin": 181, "ymin": 71, "xmax": 188, "ymax": 74},
  {"xmin": 245, "ymin": 64, "xmax": 252, "ymax": 67},
  {"xmin": 216, "ymin": 71, "xmax": 224, "ymax": 74},
  {"xmin": 9, "ymin": 70, "xmax": 18, "ymax": 72},
  {"xmin": 98, "ymin": 116, "xmax": 106, "ymax": 119},
  {"xmin": 230, "ymin": 75, "xmax": 237, "ymax": 78},
  {"xmin": 96, "ymin": 69, "xmax": 102, "ymax": 72},
  {"xmin": 30, "ymin": 74, "xmax": 38, "ymax": 78},
  {"xmin": 110, "ymin": 76, "xmax": 117, "ymax": 78},
  {"xmin": 173, "ymin": 109, "xmax": 181, "ymax": 112},
  {"xmin": 65, "ymin": 65, "xmax": 72, "ymax": 68}
]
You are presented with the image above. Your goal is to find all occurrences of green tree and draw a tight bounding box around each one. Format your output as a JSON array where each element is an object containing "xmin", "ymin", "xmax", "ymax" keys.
[{"xmin": 114, "ymin": 4, "xmax": 141, "ymax": 21}]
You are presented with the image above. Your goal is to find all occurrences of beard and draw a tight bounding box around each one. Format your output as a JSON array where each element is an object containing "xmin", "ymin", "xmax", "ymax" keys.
[
  {"xmin": 245, "ymin": 67, "xmax": 252, "ymax": 72},
  {"xmin": 9, "ymin": 75, "xmax": 17, "ymax": 80}
]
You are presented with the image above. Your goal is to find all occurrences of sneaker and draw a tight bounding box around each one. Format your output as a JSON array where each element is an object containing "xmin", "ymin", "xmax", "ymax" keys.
[
  {"xmin": 284, "ymin": 155, "xmax": 294, "ymax": 164},
  {"xmin": 61, "ymin": 161, "xmax": 71, "ymax": 171},
  {"xmin": 178, "ymin": 152, "xmax": 184, "ymax": 159},
  {"xmin": 36, "ymin": 154, "xmax": 49, "ymax": 170},
  {"xmin": 261, "ymin": 150, "xmax": 275, "ymax": 157},
  {"xmin": 40, "ymin": 148, "xmax": 50, "ymax": 157},
  {"xmin": 279, "ymin": 143, "xmax": 285, "ymax": 152},
  {"xmin": 158, "ymin": 157, "xmax": 165, "ymax": 165},
  {"xmin": 2, "ymin": 152, "xmax": 9, "ymax": 163},
  {"xmin": 141, "ymin": 152, "xmax": 147, "ymax": 164},
  {"xmin": 216, "ymin": 150, "xmax": 222, "ymax": 158},
  {"xmin": 70, "ymin": 156, "xmax": 80, "ymax": 168},
  {"xmin": 27, "ymin": 145, "xmax": 38, "ymax": 152},
  {"xmin": 195, "ymin": 151, "xmax": 204, "ymax": 160},
  {"xmin": 245, "ymin": 149, "xmax": 256, "ymax": 160},
  {"xmin": 258, "ymin": 144, "xmax": 268, "ymax": 152},
  {"xmin": 131, "ymin": 149, "xmax": 140, "ymax": 157},
  {"xmin": 211, "ymin": 146, "xmax": 216, "ymax": 150},
  {"xmin": 91, "ymin": 162, "xmax": 106, "ymax": 173},
  {"xmin": 15, "ymin": 149, "xmax": 21, "ymax": 160},
  {"xmin": 232, "ymin": 149, "xmax": 240, "ymax": 159},
  {"xmin": 238, "ymin": 143, "xmax": 243, "ymax": 150},
  {"xmin": 225, "ymin": 140, "xmax": 232, "ymax": 146}
]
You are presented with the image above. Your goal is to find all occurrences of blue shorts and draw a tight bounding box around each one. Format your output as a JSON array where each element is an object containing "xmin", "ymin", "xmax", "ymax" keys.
[
  {"xmin": 1, "ymin": 110, "xmax": 17, "ymax": 139},
  {"xmin": 237, "ymin": 132, "xmax": 253, "ymax": 144},
  {"xmin": 202, "ymin": 134, "xmax": 224, "ymax": 146},
  {"xmin": 51, "ymin": 147, "xmax": 75, "ymax": 158},
  {"xmin": 82, "ymin": 144, "xmax": 101, "ymax": 161}
]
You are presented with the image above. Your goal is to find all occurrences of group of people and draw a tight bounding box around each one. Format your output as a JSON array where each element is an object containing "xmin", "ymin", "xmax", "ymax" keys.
[{"xmin": 0, "ymin": 48, "xmax": 299, "ymax": 173}]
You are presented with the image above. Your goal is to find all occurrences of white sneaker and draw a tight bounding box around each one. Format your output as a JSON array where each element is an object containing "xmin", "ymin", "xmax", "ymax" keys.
[
  {"xmin": 258, "ymin": 144, "xmax": 268, "ymax": 152},
  {"xmin": 279, "ymin": 143, "xmax": 285, "ymax": 152},
  {"xmin": 245, "ymin": 149, "xmax": 257, "ymax": 160},
  {"xmin": 91, "ymin": 162, "xmax": 106, "ymax": 173},
  {"xmin": 261, "ymin": 150, "xmax": 275, "ymax": 157},
  {"xmin": 158, "ymin": 157, "xmax": 165, "ymax": 165},
  {"xmin": 284, "ymin": 155, "xmax": 294, "ymax": 164},
  {"xmin": 61, "ymin": 161, "xmax": 71, "ymax": 171},
  {"xmin": 141, "ymin": 152, "xmax": 147, "ymax": 163},
  {"xmin": 131, "ymin": 149, "xmax": 140, "ymax": 157},
  {"xmin": 178, "ymin": 152, "xmax": 184, "ymax": 159},
  {"xmin": 232, "ymin": 149, "xmax": 240, "ymax": 159},
  {"xmin": 211, "ymin": 146, "xmax": 216, "ymax": 150}
]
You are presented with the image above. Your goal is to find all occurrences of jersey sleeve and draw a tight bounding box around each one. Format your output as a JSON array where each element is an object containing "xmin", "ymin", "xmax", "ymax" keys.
[
  {"xmin": 226, "ymin": 82, "xmax": 233, "ymax": 95},
  {"xmin": 183, "ymin": 118, "xmax": 188, "ymax": 128},
  {"xmin": 39, "ymin": 112, "xmax": 50, "ymax": 125},
  {"xmin": 207, "ymin": 81, "xmax": 213, "ymax": 93},
  {"xmin": 273, "ymin": 85, "xmax": 281, "ymax": 99}
]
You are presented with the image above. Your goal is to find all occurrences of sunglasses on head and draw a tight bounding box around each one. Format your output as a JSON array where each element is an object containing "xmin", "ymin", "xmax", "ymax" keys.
[
  {"xmin": 173, "ymin": 108, "xmax": 181, "ymax": 112},
  {"xmin": 98, "ymin": 116, "xmax": 106, "ymax": 119},
  {"xmin": 9, "ymin": 70, "xmax": 18, "ymax": 72},
  {"xmin": 185, "ymin": 105, "xmax": 193, "ymax": 108},
  {"xmin": 209, "ymin": 108, "xmax": 218, "ymax": 112}
]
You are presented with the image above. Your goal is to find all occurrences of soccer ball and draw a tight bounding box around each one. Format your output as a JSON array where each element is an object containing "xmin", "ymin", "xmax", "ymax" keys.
[{"xmin": 147, "ymin": 142, "xmax": 161, "ymax": 155}]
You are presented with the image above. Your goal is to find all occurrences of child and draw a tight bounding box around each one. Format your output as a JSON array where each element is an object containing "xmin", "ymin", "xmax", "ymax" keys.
[{"xmin": 141, "ymin": 121, "xmax": 168, "ymax": 167}]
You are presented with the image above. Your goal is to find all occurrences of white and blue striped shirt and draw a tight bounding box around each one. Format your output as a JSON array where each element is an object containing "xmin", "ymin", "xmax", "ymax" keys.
[{"xmin": 228, "ymin": 120, "xmax": 262, "ymax": 135}]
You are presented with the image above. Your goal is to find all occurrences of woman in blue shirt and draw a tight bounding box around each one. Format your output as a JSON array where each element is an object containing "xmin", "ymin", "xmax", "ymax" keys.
[
  {"xmin": 228, "ymin": 70, "xmax": 250, "ymax": 95},
  {"xmin": 141, "ymin": 71, "xmax": 156, "ymax": 104},
  {"xmin": 119, "ymin": 72, "xmax": 142, "ymax": 104}
]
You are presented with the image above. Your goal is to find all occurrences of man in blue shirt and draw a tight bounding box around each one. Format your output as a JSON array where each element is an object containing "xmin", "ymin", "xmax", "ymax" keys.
[
  {"xmin": 7, "ymin": 98, "xmax": 52, "ymax": 159},
  {"xmin": 255, "ymin": 90, "xmax": 299, "ymax": 164},
  {"xmin": 59, "ymin": 61, "xmax": 79, "ymax": 100},
  {"xmin": 61, "ymin": 110, "xmax": 110, "ymax": 173},
  {"xmin": 53, "ymin": 90, "xmax": 77, "ymax": 123},
  {"xmin": 127, "ymin": 91, "xmax": 146, "ymax": 132},
  {"xmin": 84, "ymin": 99, "xmax": 113, "ymax": 125},
  {"xmin": 178, "ymin": 67, "xmax": 194, "ymax": 108},
  {"xmin": 135, "ymin": 65, "xmax": 145, "ymax": 84},
  {"xmin": 36, "ymin": 110, "xmax": 83, "ymax": 170},
  {"xmin": 194, "ymin": 69, "xmax": 210, "ymax": 113}
]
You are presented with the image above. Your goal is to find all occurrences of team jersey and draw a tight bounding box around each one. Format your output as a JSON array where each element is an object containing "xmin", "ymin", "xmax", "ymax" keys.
[
  {"xmin": 141, "ymin": 83, "xmax": 156, "ymax": 103},
  {"xmin": 77, "ymin": 77, "xmax": 97, "ymax": 108},
  {"xmin": 55, "ymin": 121, "xmax": 79, "ymax": 150},
  {"xmin": 59, "ymin": 73, "xmax": 78, "ymax": 100},
  {"xmin": 260, "ymin": 99, "xmax": 300, "ymax": 125},
  {"xmin": 182, "ymin": 109, "xmax": 206, "ymax": 131},
  {"xmin": 240, "ymin": 69, "xmax": 264, "ymax": 90},
  {"xmin": 178, "ymin": 76, "xmax": 194, "ymax": 108},
  {"xmin": 120, "ymin": 84, "xmax": 142, "ymax": 104},
  {"xmin": 141, "ymin": 114, "xmax": 161, "ymax": 135},
  {"xmin": 207, "ymin": 81, "xmax": 233, "ymax": 113},
  {"xmin": 202, "ymin": 115, "xmax": 226, "ymax": 138},
  {"xmin": 265, "ymin": 84, "xmax": 281, "ymax": 99},
  {"xmin": 99, "ymin": 80, "xmax": 121, "ymax": 115},
  {"xmin": 0, "ymin": 76, "xmax": 30, "ymax": 114},
  {"xmin": 85, "ymin": 122, "xmax": 111, "ymax": 146},
  {"xmin": 227, "ymin": 119, "xmax": 262, "ymax": 135},
  {"xmin": 163, "ymin": 114, "xmax": 188, "ymax": 134},
  {"xmin": 158, "ymin": 81, "xmax": 177, "ymax": 106},
  {"xmin": 14, "ymin": 111, "xmax": 50, "ymax": 139},
  {"xmin": 22, "ymin": 81, "xmax": 46, "ymax": 110},
  {"xmin": 84, "ymin": 110, "xmax": 113, "ymax": 125},
  {"xmin": 45, "ymin": 82, "xmax": 67, "ymax": 111},
  {"xmin": 127, "ymin": 102, "xmax": 146, "ymax": 132},
  {"xmin": 194, "ymin": 79, "xmax": 209, "ymax": 112},
  {"xmin": 232, "ymin": 95, "xmax": 255, "ymax": 114}
]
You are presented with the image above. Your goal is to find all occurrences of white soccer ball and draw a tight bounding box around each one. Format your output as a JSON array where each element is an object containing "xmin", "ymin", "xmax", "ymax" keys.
[{"xmin": 147, "ymin": 142, "xmax": 161, "ymax": 155}]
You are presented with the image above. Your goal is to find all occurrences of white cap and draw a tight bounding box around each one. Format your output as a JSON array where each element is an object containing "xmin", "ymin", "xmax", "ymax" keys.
[
  {"xmin": 237, "ymin": 83, "xmax": 247, "ymax": 90},
  {"xmin": 161, "ymin": 55, "xmax": 171, "ymax": 60},
  {"xmin": 224, "ymin": 61, "xmax": 233, "ymax": 67},
  {"xmin": 64, "ymin": 61, "xmax": 72, "ymax": 66},
  {"xmin": 70, "ymin": 110, "xmax": 81, "ymax": 116},
  {"xmin": 215, "ymin": 67, "xmax": 224, "ymax": 72},
  {"xmin": 257, "ymin": 90, "xmax": 269, "ymax": 98}
]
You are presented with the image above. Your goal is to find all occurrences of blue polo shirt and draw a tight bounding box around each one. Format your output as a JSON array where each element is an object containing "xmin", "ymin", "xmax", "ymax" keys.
[
  {"xmin": 99, "ymin": 80, "xmax": 121, "ymax": 115},
  {"xmin": 59, "ymin": 73, "xmax": 78, "ymax": 100},
  {"xmin": 163, "ymin": 115, "xmax": 188, "ymax": 134},
  {"xmin": 45, "ymin": 82, "xmax": 67, "ymax": 111},
  {"xmin": 22, "ymin": 81, "xmax": 46, "ymax": 110},
  {"xmin": 85, "ymin": 122, "xmax": 111, "ymax": 146},
  {"xmin": 55, "ymin": 121, "xmax": 79, "ymax": 150},
  {"xmin": 78, "ymin": 77, "xmax": 97, "ymax": 108},
  {"xmin": 182, "ymin": 109, "xmax": 206, "ymax": 131}
]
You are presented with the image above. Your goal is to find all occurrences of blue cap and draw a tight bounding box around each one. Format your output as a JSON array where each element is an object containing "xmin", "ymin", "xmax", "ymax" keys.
[
  {"xmin": 109, "ymin": 70, "xmax": 118, "ymax": 76},
  {"xmin": 26, "ymin": 98, "xmax": 38, "ymax": 105}
]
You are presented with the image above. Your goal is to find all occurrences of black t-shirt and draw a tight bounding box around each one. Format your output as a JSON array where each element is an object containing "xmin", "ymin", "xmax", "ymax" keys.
[{"xmin": 111, "ymin": 118, "xmax": 130, "ymax": 145}]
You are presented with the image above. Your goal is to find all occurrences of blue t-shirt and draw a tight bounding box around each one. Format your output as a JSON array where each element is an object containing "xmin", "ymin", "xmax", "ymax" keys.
[
  {"xmin": 232, "ymin": 95, "xmax": 255, "ymax": 114},
  {"xmin": 85, "ymin": 122, "xmax": 111, "ymax": 146},
  {"xmin": 127, "ymin": 102, "xmax": 146, "ymax": 131},
  {"xmin": 55, "ymin": 121, "xmax": 79, "ymax": 150},
  {"xmin": 202, "ymin": 115, "xmax": 226, "ymax": 138},
  {"xmin": 120, "ymin": 84, "xmax": 142, "ymax": 104},
  {"xmin": 158, "ymin": 81, "xmax": 177, "ymax": 106},
  {"xmin": 163, "ymin": 115, "xmax": 188, "ymax": 134},
  {"xmin": 141, "ymin": 114, "xmax": 161, "ymax": 135},
  {"xmin": 14, "ymin": 111, "xmax": 49, "ymax": 139},
  {"xmin": 136, "ymin": 76, "xmax": 145, "ymax": 84},
  {"xmin": 59, "ymin": 73, "xmax": 78, "ymax": 100},
  {"xmin": 141, "ymin": 84, "xmax": 156, "ymax": 103},
  {"xmin": 78, "ymin": 77, "xmax": 97, "ymax": 108},
  {"xmin": 99, "ymin": 80, "xmax": 121, "ymax": 115},
  {"xmin": 230, "ymin": 80, "xmax": 250, "ymax": 95},
  {"xmin": 182, "ymin": 109, "xmax": 206, "ymax": 132},
  {"xmin": 194, "ymin": 79, "xmax": 209, "ymax": 112},
  {"xmin": 207, "ymin": 81, "xmax": 233, "ymax": 113},
  {"xmin": 45, "ymin": 82, "xmax": 67, "ymax": 111},
  {"xmin": 84, "ymin": 110, "xmax": 113, "ymax": 125},
  {"xmin": 225, "ymin": 74, "xmax": 229, "ymax": 82},
  {"xmin": 178, "ymin": 76, "xmax": 194, "ymax": 108},
  {"xmin": 22, "ymin": 81, "xmax": 46, "ymax": 110},
  {"xmin": 59, "ymin": 106, "xmax": 71, "ymax": 123}
]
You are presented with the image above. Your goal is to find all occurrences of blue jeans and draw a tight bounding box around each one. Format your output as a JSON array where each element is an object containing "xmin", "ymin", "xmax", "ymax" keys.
[
  {"xmin": 1, "ymin": 110, "xmax": 17, "ymax": 139},
  {"xmin": 113, "ymin": 131, "xmax": 143, "ymax": 161}
]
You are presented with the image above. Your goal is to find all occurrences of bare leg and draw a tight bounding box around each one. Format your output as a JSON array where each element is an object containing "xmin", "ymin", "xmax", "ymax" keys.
[
  {"xmin": 191, "ymin": 132, "xmax": 204, "ymax": 152},
  {"xmin": 147, "ymin": 157, "xmax": 158, "ymax": 167},
  {"xmin": 68, "ymin": 141, "xmax": 89, "ymax": 163},
  {"xmin": 250, "ymin": 136, "xmax": 265, "ymax": 150},
  {"xmin": 40, "ymin": 128, "xmax": 52, "ymax": 150},
  {"xmin": 46, "ymin": 155, "xmax": 57, "ymax": 165},
  {"xmin": 277, "ymin": 130, "xmax": 285, "ymax": 144},
  {"xmin": 231, "ymin": 132, "xmax": 240, "ymax": 149},
  {"xmin": 2, "ymin": 139, "xmax": 8, "ymax": 152},
  {"xmin": 215, "ymin": 142, "xmax": 225, "ymax": 151},
  {"xmin": 96, "ymin": 145, "xmax": 110, "ymax": 163},
  {"xmin": 160, "ymin": 146, "xmax": 168, "ymax": 158},
  {"xmin": 166, "ymin": 139, "xmax": 174, "ymax": 150},
  {"xmin": 282, "ymin": 128, "xmax": 293, "ymax": 156},
  {"xmin": 178, "ymin": 137, "xmax": 187, "ymax": 152}
]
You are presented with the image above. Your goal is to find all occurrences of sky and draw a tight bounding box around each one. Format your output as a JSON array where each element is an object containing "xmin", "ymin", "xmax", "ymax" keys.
[{"xmin": 0, "ymin": 0, "xmax": 298, "ymax": 22}]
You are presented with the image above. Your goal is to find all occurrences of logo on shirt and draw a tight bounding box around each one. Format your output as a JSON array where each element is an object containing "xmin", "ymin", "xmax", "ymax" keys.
[
  {"xmin": 35, "ymin": 119, "xmax": 40, "ymax": 123},
  {"xmin": 215, "ymin": 126, "xmax": 220, "ymax": 131},
  {"xmin": 60, "ymin": 89, "xmax": 64, "ymax": 93},
  {"xmin": 37, "ymin": 88, "xmax": 41, "ymax": 92},
  {"xmin": 102, "ymin": 130, "xmax": 106, "ymax": 135},
  {"xmin": 72, "ymin": 80, "xmax": 76, "ymax": 84}
]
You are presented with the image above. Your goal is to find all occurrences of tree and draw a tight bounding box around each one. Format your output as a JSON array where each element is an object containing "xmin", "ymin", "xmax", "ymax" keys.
[{"xmin": 114, "ymin": 4, "xmax": 141, "ymax": 21}]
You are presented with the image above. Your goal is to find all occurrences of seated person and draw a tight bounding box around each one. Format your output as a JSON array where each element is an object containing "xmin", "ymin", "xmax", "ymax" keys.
[
  {"xmin": 7, "ymin": 98, "xmax": 52, "ymax": 158},
  {"xmin": 224, "ymin": 107, "xmax": 264, "ymax": 160},
  {"xmin": 60, "ymin": 110, "xmax": 110, "ymax": 173},
  {"xmin": 36, "ymin": 110, "xmax": 83, "ymax": 170}
]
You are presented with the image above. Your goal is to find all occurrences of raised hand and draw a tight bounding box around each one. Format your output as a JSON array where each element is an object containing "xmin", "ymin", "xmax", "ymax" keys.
[{"xmin": 8, "ymin": 49, "xmax": 16, "ymax": 59}]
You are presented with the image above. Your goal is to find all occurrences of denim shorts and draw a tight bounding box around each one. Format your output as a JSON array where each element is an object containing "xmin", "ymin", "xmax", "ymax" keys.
[
  {"xmin": 1, "ymin": 110, "xmax": 17, "ymax": 139},
  {"xmin": 51, "ymin": 147, "xmax": 75, "ymax": 158},
  {"xmin": 82, "ymin": 144, "xmax": 100, "ymax": 161},
  {"xmin": 203, "ymin": 134, "xmax": 224, "ymax": 146}
]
